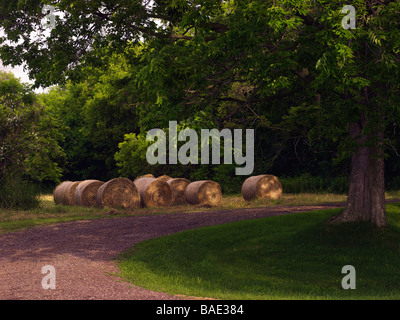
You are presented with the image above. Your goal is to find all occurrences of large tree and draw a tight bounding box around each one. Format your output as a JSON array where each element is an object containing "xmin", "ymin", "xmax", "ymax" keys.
[{"xmin": 1, "ymin": 0, "xmax": 399, "ymax": 227}]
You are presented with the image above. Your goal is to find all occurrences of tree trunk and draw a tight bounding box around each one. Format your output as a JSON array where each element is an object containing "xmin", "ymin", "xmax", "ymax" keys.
[{"xmin": 332, "ymin": 117, "xmax": 387, "ymax": 228}]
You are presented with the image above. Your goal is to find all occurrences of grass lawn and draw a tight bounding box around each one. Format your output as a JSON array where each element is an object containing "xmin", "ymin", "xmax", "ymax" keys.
[{"xmin": 117, "ymin": 204, "xmax": 400, "ymax": 300}]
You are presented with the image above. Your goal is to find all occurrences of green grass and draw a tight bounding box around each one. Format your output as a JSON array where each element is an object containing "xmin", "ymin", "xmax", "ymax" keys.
[
  {"xmin": 0, "ymin": 194, "xmax": 112, "ymax": 234},
  {"xmin": 117, "ymin": 204, "xmax": 400, "ymax": 300}
]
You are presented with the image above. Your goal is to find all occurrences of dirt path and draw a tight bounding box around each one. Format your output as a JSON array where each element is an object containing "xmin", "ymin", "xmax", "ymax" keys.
[{"xmin": 0, "ymin": 203, "xmax": 345, "ymax": 300}]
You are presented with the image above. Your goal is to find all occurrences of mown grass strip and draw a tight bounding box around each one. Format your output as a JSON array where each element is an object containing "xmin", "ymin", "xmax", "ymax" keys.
[{"xmin": 117, "ymin": 204, "xmax": 400, "ymax": 300}]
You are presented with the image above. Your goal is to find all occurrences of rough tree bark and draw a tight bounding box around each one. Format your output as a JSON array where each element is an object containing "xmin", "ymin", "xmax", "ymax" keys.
[{"xmin": 332, "ymin": 114, "xmax": 387, "ymax": 228}]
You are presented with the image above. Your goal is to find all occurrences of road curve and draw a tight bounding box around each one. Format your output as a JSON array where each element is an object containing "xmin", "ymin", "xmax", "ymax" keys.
[{"xmin": 0, "ymin": 204, "xmax": 344, "ymax": 300}]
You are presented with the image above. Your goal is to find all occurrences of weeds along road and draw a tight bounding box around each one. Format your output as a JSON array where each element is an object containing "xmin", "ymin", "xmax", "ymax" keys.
[{"xmin": 0, "ymin": 203, "xmax": 346, "ymax": 300}]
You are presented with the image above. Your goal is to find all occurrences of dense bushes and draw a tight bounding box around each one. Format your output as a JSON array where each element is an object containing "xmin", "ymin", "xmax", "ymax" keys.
[
  {"xmin": 0, "ymin": 72, "xmax": 64, "ymax": 210},
  {"xmin": 280, "ymin": 174, "xmax": 348, "ymax": 194},
  {"xmin": 0, "ymin": 176, "xmax": 40, "ymax": 210}
]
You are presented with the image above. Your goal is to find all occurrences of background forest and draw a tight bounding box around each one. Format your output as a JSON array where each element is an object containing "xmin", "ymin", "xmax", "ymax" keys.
[{"xmin": 1, "ymin": 0, "xmax": 400, "ymax": 209}]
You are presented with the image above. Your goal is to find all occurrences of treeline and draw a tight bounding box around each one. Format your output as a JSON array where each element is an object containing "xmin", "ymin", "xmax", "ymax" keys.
[
  {"xmin": 2, "ymin": 51, "xmax": 400, "ymax": 210},
  {"xmin": 0, "ymin": 65, "xmax": 343, "ymax": 207},
  {"xmin": 0, "ymin": 72, "xmax": 64, "ymax": 208},
  {"xmin": 2, "ymin": 1, "xmax": 400, "ymax": 211},
  {"xmin": 37, "ymin": 49, "xmax": 352, "ymax": 194}
]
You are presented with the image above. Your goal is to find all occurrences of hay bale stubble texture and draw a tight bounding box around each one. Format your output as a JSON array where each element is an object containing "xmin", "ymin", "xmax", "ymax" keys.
[
  {"xmin": 241, "ymin": 174, "xmax": 283, "ymax": 201},
  {"xmin": 53, "ymin": 181, "xmax": 74, "ymax": 205},
  {"xmin": 134, "ymin": 177, "xmax": 172, "ymax": 207},
  {"xmin": 64, "ymin": 181, "xmax": 82, "ymax": 206},
  {"xmin": 96, "ymin": 177, "xmax": 141, "ymax": 209},
  {"xmin": 185, "ymin": 180, "xmax": 222, "ymax": 207},
  {"xmin": 167, "ymin": 178, "xmax": 190, "ymax": 205},
  {"xmin": 156, "ymin": 175, "xmax": 172, "ymax": 182},
  {"xmin": 74, "ymin": 180, "xmax": 104, "ymax": 207},
  {"xmin": 135, "ymin": 174, "xmax": 155, "ymax": 181}
]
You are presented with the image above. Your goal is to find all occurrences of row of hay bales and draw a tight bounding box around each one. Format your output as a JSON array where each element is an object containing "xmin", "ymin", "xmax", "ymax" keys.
[
  {"xmin": 53, "ymin": 174, "xmax": 283, "ymax": 209},
  {"xmin": 53, "ymin": 175, "xmax": 223, "ymax": 209}
]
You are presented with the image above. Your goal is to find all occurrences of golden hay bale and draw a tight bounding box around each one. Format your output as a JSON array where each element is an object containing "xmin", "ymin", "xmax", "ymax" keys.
[
  {"xmin": 64, "ymin": 181, "xmax": 82, "ymax": 206},
  {"xmin": 156, "ymin": 175, "xmax": 173, "ymax": 182},
  {"xmin": 241, "ymin": 174, "xmax": 283, "ymax": 201},
  {"xmin": 96, "ymin": 177, "xmax": 141, "ymax": 209},
  {"xmin": 184, "ymin": 180, "xmax": 222, "ymax": 207},
  {"xmin": 133, "ymin": 177, "xmax": 172, "ymax": 207},
  {"xmin": 74, "ymin": 180, "xmax": 104, "ymax": 207},
  {"xmin": 167, "ymin": 178, "xmax": 190, "ymax": 205},
  {"xmin": 53, "ymin": 181, "xmax": 74, "ymax": 205},
  {"xmin": 135, "ymin": 174, "xmax": 155, "ymax": 181}
]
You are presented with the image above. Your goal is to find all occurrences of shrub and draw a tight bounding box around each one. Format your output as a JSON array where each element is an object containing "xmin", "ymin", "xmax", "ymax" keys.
[
  {"xmin": 280, "ymin": 173, "xmax": 348, "ymax": 194},
  {"xmin": 0, "ymin": 175, "xmax": 40, "ymax": 210}
]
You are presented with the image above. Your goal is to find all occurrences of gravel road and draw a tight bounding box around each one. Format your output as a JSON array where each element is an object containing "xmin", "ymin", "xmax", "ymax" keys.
[{"xmin": 0, "ymin": 204, "xmax": 344, "ymax": 300}]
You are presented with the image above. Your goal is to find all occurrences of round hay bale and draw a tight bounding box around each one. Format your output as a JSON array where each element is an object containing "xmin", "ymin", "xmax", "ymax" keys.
[
  {"xmin": 134, "ymin": 177, "xmax": 172, "ymax": 207},
  {"xmin": 53, "ymin": 181, "xmax": 74, "ymax": 205},
  {"xmin": 185, "ymin": 180, "xmax": 222, "ymax": 207},
  {"xmin": 74, "ymin": 180, "xmax": 104, "ymax": 207},
  {"xmin": 156, "ymin": 175, "xmax": 172, "ymax": 182},
  {"xmin": 96, "ymin": 177, "xmax": 141, "ymax": 209},
  {"xmin": 167, "ymin": 178, "xmax": 190, "ymax": 205},
  {"xmin": 135, "ymin": 174, "xmax": 155, "ymax": 181},
  {"xmin": 64, "ymin": 181, "xmax": 82, "ymax": 206},
  {"xmin": 241, "ymin": 174, "xmax": 283, "ymax": 201}
]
